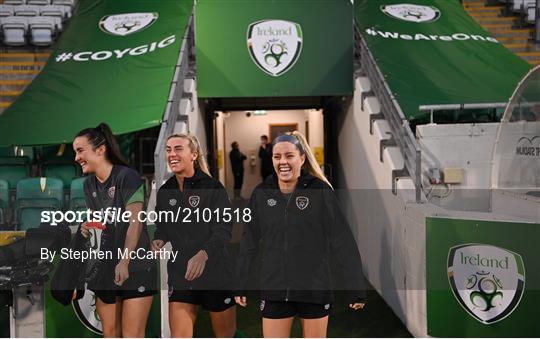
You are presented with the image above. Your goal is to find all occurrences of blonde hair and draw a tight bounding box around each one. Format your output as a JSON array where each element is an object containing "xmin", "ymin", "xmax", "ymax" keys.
[
  {"xmin": 290, "ymin": 131, "xmax": 333, "ymax": 190},
  {"xmin": 167, "ymin": 134, "xmax": 211, "ymax": 176}
]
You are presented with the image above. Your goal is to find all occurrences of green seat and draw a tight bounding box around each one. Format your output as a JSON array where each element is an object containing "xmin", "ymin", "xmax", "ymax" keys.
[
  {"xmin": 38, "ymin": 144, "xmax": 79, "ymax": 189},
  {"xmin": 0, "ymin": 147, "xmax": 15, "ymax": 157},
  {"xmin": 38, "ymin": 144, "xmax": 74, "ymax": 161},
  {"xmin": 0, "ymin": 156, "xmax": 31, "ymax": 188},
  {"xmin": 69, "ymin": 177, "xmax": 87, "ymax": 212},
  {"xmin": 43, "ymin": 162, "xmax": 80, "ymax": 188},
  {"xmin": 15, "ymin": 177, "xmax": 64, "ymax": 231},
  {"xmin": 0, "ymin": 179, "xmax": 9, "ymax": 225}
]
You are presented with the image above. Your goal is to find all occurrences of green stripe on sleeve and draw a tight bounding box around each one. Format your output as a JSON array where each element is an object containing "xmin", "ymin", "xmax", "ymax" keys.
[{"xmin": 127, "ymin": 184, "xmax": 145, "ymax": 205}]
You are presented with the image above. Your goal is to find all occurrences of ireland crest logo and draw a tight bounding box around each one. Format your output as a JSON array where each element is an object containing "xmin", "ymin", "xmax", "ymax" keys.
[
  {"xmin": 73, "ymin": 290, "xmax": 102, "ymax": 335},
  {"xmin": 99, "ymin": 13, "xmax": 158, "ymax": 36},
  {"xmin": 295, "ymin": 196, "xmax": 309, "ymax": 210},
  {"xmin": 381, "ymin": 4, "xmax": 441, "ymax": 23},
  {"xmin": 247, "ymin": 20, "xmax": 303, "ymax": 76},
  {"xmin": 447, "ymin": 244, "xmax": 525, "ymax": 324},
  {"xmin": 188, "ymin": 195, "xmax": 200, "ymax": 208}
]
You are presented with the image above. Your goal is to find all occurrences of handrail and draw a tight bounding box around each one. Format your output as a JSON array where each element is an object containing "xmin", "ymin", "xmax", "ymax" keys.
[
  {"xmin": 419, "ymin": 102, "xmax": 507, "ymax": 124},
  {"xmin": 153, "ymin": 14, "xmax": 194, "ymax": 188},
  {"xmin": 355, "ymin": 24, "xmax": 423, "ymax": 203},
  {"xmin": 419, "ymin": 103, "xmax": 507, "ymax": 111}
]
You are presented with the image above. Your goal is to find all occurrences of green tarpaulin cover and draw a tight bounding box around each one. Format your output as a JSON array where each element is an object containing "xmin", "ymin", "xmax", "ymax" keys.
[
  {"xmin": 0, "ymin": 0, "xmax": 192, "ymax": 146},
  {"xmin": 355, "ymin": 0, "xmax": 531, "ymax": 122}
]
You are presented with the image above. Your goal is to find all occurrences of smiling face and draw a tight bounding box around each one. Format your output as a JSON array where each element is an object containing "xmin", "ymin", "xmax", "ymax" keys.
[
  {"xmin": 73, "ymin": 136, "xmax": 105, "ymax": 174},
  {"xmin": 166, "ymin": 136, "xmax": 197, "ymax": 175},
  {"xmin": 272, "ymin": 141, "xmax": 305, "ymax": 184}
]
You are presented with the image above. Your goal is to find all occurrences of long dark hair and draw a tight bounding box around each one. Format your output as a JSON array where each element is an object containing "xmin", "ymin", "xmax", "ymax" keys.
[{"xmin": 75, "ymin": 123, "xmax": 128, "ymax": 166}]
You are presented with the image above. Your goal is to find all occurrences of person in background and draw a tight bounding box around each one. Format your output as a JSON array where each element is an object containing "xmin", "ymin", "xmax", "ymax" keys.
[
  {"xmin": 229, "ymin": 141, "xmax": 247, "ymax": 199},
  {"xmin": 258, "ymin": 135, "xmax": 273, "ymax": 181}
]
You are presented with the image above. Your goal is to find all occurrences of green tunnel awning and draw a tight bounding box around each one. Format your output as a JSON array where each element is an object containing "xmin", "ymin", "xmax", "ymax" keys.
[
  {"xmin": 355, "ymin": 0, "xmax": 531, "ymax": 121},
  {"xmin": 0, "ymin": 0, "xmax": 192, "ymax": 146},
  {"xmin": 196, "ymin": 0, "xmax": 354, "ymax": 98}
]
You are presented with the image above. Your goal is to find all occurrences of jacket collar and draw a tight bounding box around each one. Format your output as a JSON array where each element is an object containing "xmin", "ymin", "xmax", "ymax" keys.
[
  {"xmin": 264, "ymin": 169, "xmax": 318, "ymax": 191},
  {"xmin": 163, "ymin": 168, "xmax": 209, "ymax": 190}
]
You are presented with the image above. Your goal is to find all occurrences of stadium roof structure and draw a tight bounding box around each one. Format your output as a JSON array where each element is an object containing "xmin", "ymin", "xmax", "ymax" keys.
[
  {"xmin": 355, "ymin": 0, "xmax": 531, "ymax": 122},
  {"xmin": 0, "ymin": 0, "xmax": 192, "ymax": 146}
]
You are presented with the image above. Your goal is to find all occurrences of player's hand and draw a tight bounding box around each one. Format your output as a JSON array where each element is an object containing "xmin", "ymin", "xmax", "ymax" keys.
[
  {"xmin": 114, "ymin": 261, "xmax": 129, "ymax": 286},
  {"xmin": 151, "ymin": 239, "xmax": 165, "ymax": 252},
  {"xmin": 349, "ymin": 302, "xmax": 365, "ymax": 310},
  {"xmin": 235, "ymin": 296, "xmax": 247, "ymax": 307},
  {"xmin": 185, "ymin": 250, "xmax": 208, "ymax": 281},
  {"xmin": 80, "ymin": 221, "xmax": 90, "ymax": 238}
]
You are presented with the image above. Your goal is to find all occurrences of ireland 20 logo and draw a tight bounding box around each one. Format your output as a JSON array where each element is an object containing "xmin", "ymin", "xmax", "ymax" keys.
[
  {"xmin": 247, "ymin": 20, "xmax": 303, "ymax": 77},
  {"xmin": 381, "ymin": 4, "xmax": 440, "ymax": 23},
  {"xmin": 447, "ymin": 244, "xmax": 525, "ymax": 324}
]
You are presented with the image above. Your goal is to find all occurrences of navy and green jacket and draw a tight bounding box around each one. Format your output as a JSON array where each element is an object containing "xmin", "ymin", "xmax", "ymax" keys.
[
  {"xmin": 154, "ymin": 169, "xmax": 234, "ymax": 290},
  {"xmin": 235, "ymin": 172, "xmax": 366, "ymax": 304}
]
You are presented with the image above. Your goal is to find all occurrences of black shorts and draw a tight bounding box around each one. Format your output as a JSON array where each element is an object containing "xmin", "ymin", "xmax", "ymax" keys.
[
  {"xmin": 260, "ymin": 300, "xmax": 332, "ymax": 319},
  {"xmin": 168, "ymin": 288, "xmax": 236, "ymax": 312},
  {"xmin": 94, "ymin": 265, "xmax": 157, "ymax": 305}
]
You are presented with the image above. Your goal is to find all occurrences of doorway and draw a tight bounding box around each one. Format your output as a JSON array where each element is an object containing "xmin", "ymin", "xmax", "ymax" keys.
[{"xmin": 212, "ymin": 109, "xmax": 325, "ymax": 199}]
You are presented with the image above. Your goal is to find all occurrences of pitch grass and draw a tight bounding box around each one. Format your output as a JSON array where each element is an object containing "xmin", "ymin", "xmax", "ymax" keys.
[
  {"xmin": 193, "ymin": 289, "xmax": 412, "ymax": 338},
  {"xmin": 192, "ymin": 241, "xmax": 412, "ymax": 337},
  {"xmin": 0, "ymin": 289, "xmax": 411, "ymax": 338},
  {"xmin": 0, "ymin": 238, "xmax": 412, "ymax": 338}
]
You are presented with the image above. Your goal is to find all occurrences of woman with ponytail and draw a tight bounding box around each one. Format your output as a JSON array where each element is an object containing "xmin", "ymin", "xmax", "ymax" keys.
[
  {"xmin": 235, "ymin": 131, "xmax": 366, "ymax": 338},
  {"xmin": 151, "ymin": 134, "xmax": 237, "ymax": 337},
  {"xmin": 73, "ymin": 123, "xmax": 156, "ymax": 337}
]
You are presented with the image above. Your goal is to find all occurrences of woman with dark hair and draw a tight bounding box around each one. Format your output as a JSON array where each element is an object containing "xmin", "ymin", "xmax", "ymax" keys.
[
  {"xmin": 73, "ymin": 123, "xmax": 156, "ymax": 337},
  {"xmin": 235, "ymin": 131, "xmax": 366, "ymax": 338},
  {"xmin": 151, "ymin": 134, "xmax": 237, "ymax": 338}
]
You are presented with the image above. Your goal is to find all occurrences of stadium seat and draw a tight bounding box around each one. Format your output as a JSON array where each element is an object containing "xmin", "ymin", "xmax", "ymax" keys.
[
  {"xmin": 512, "ymin": 0, "xmax": 536, "ymax": 12},
  {"xmin": 0, "ymin": 5, "xmax": 15, "ymax": 17},
  {"xmin": 42, "ymin": 162, "xmax": 79, "ymax": 188},
  {"xmin": 4, "ymin": 0, "xmax": 25, "ymax": 5},
  {"xmin": 28, "ymin": 0, "xmax": 51, "ymax": 5},
  {"xmin": 0, "ymin": 147, "xmax": 16, "ymax": 157},
  {"xmin": 0, "ymin": 16, "xmax": 28, "ymax": 46},
  {"xmin": 38, "ymin": 145, "xmax": 79, "ymax": 188},
  {"xmin": 15, "ymin": 177, "xmax": 63, "ymax": 231},
  {"xmin": 14, "ymin": 5, "xmax": 40, "ymax": 17},
  {"xmin": 28, "ymin": 16, "xmax": 56, "ymax": 46},
  {"xmin": 526, "ymin": 2, "xmax": 536, "ymax": 23},
  {"xmin": 0, "ymin": 156, "xmax": 31, "ymax": 189},
  {"xmin": 51, "ymin": 0, "xmax": 74, "ymax": 7},
  {"xmin": 40, "ymin": 5, "xmax": 62, "ymax": 18},
  {"xmin": 39, "ymin": 8, "xmax": 67, "ymax": 26},
  {"xmin": 0, "ymin": 179, "xmax": 9, "ymax": 226},
  {"xmin": 69, "ymin": 177, "xmax": 86, "ymax": 213}
]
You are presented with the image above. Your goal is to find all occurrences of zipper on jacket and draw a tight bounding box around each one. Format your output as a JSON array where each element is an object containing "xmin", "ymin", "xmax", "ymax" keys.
[{"xmin": 284, "ymin": 193, "xmax": 293, "ymax": 302}]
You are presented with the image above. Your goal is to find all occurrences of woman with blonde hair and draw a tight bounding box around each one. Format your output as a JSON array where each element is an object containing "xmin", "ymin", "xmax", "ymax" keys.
[
  {"xmin": 151, "ymin": 134, "xmax": 236, "ymax": 337},
  {"xmin": 235, "ymin": 131, "xmax": 366, "ymax": 337}
]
